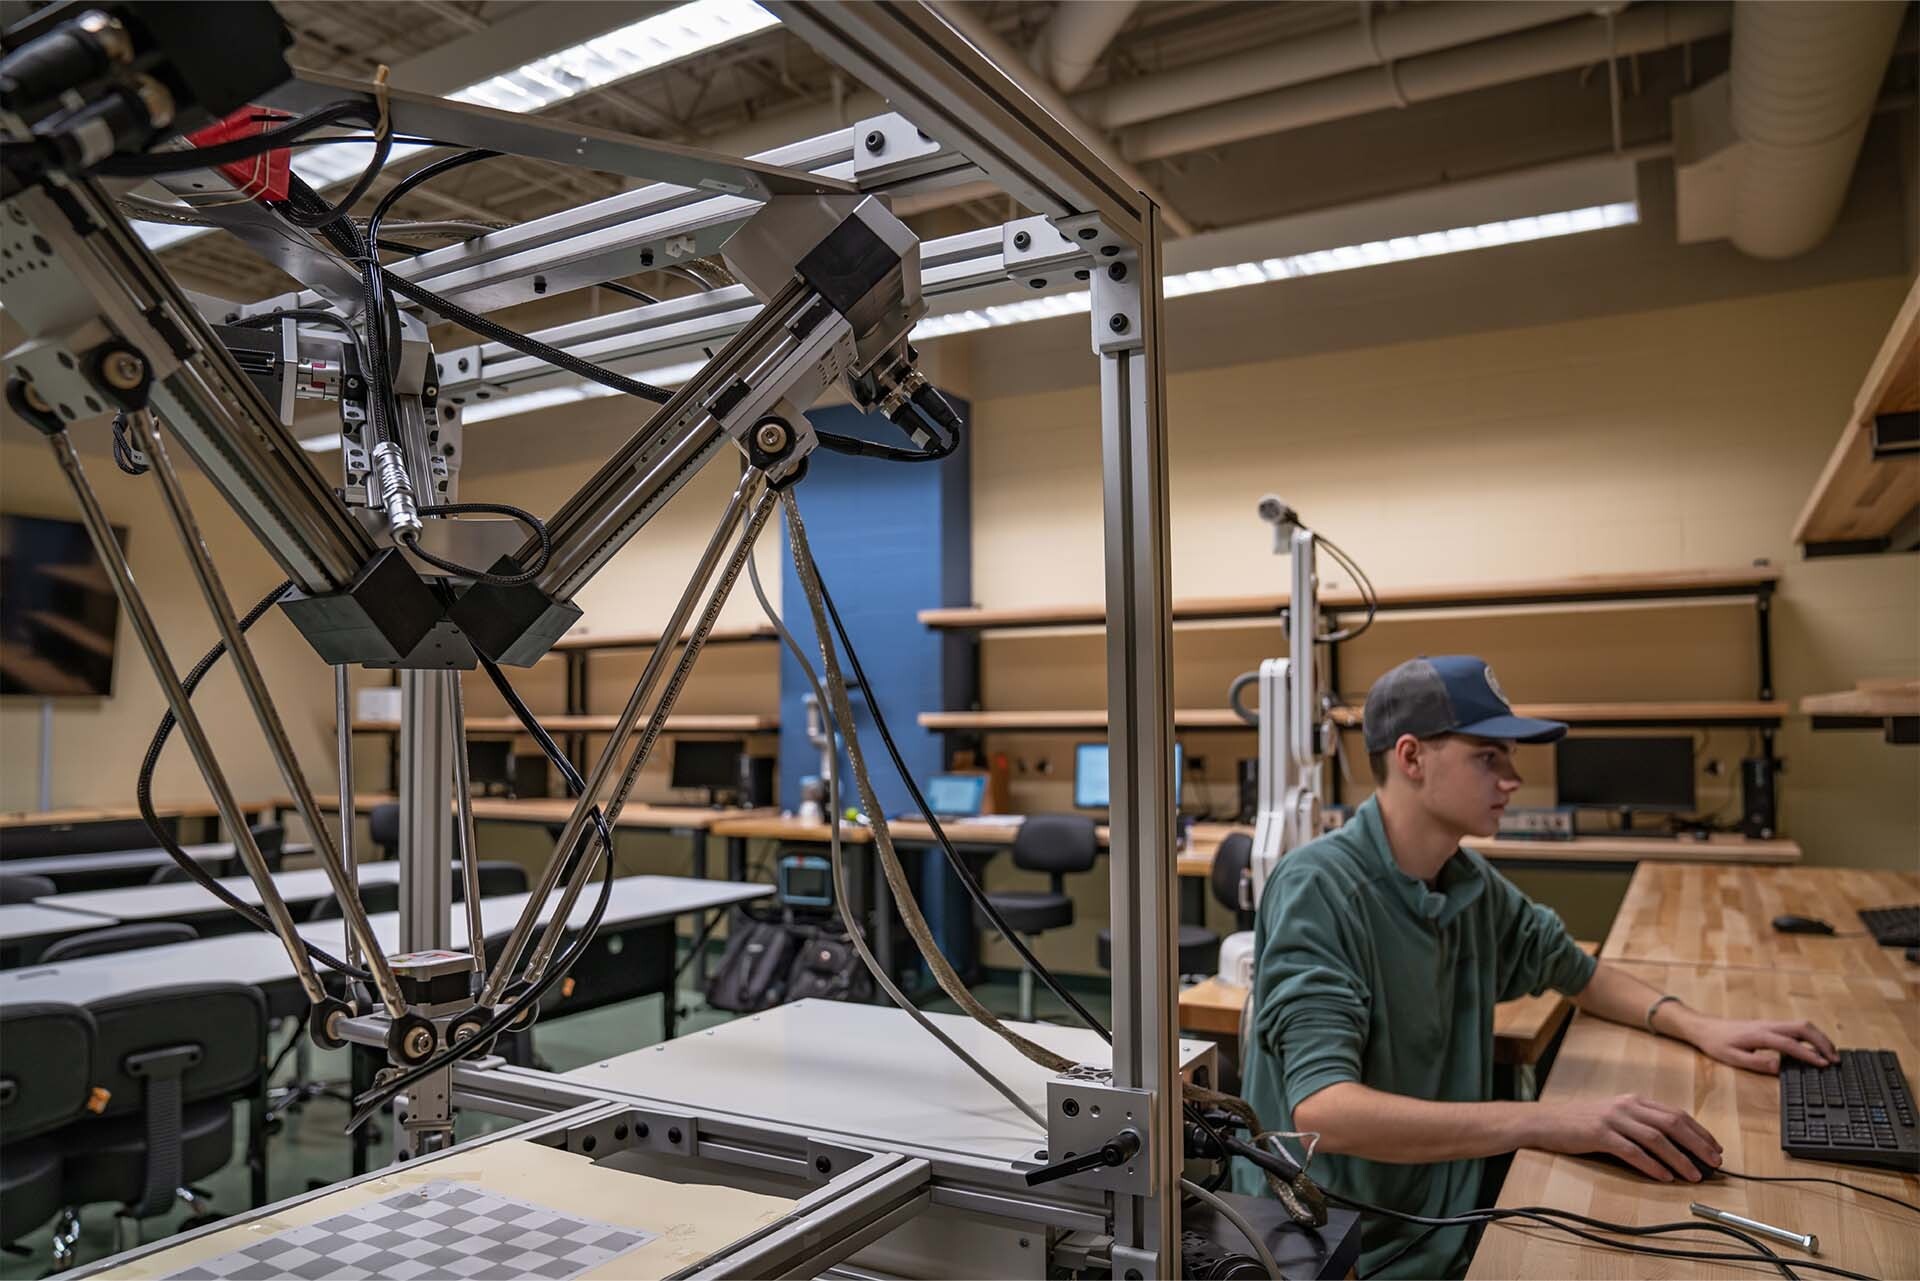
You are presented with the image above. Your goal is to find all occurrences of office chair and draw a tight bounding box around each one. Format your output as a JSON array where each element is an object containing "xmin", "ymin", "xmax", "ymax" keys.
[
  {"xmin": 975, "ymin": 814, "xmax": 1098, "ymax": 1022},
  {"xmin": 0, "ymin": 1002, "xmax": 94, "ymax": 1270},
  {"xmin": 147, "ymin": 823, "xmax": 282, "ymax": 884},
  {"xmin": 40, "ymin": 923, "xmax": 199, "ymax": 964},
  {"xmin": 1094, "ymin": 832, "xmax": 1252, "ymax": 979},
  {"xmin": 368, "ymin": 802, "xmax": 401, "ymax": 860},
  {"xmin": 62, "ymin": 982, "xmax": 268, "ymax": 1252},
  {"xmin": 0, "ymin": 873, "xmax": 56, "ymax": 904},
  {"xmin": 471, "ymin": 861, "xmax": 528, "ymax": 899},
  {"xmin": 305, "ymin": 881, "xmax": 399, "ymax": 921}
]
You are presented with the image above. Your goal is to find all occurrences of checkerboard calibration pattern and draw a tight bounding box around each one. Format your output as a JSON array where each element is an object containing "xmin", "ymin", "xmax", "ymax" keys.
[{"xmin": 160, "ymin": 1180, "xmax": 656, "ymax": 1281}]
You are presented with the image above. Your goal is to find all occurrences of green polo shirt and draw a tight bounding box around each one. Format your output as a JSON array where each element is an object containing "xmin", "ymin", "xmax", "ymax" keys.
[{"xmin": 1232, "ymin": 796, "xmax": 1597, "ymax": 1279}]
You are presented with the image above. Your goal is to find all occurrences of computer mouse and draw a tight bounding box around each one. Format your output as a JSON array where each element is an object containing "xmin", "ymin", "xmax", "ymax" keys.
[
  {"xmin": 1771, "ymin": 914, "xmax": 1836, "ymax": 936},
  {"xmin": 1580, "ymin": 1146, "xmax": 1722, "ymax": 1182}
]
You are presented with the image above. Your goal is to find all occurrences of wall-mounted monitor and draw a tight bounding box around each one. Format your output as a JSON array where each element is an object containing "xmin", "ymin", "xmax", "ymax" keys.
[{"xmin": 0, "ymin": 513, "xmax": 124, "ymax": 697}]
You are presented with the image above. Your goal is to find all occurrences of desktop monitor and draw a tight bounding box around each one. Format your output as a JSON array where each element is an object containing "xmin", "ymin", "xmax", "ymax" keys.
[
  {"xmin": 466, "ymin": 740, "xmax": 514, "ymax": 796},
  {"xmin": 671, "ymin": 738, "xmax": 745, "ymax": 798},
  {"xmin": 1554, "ymin": 735, "xmax": 1695, "ymax": 812},
  {"xmin": 1073, "ymin": 742, "xmax": 1183, "ymax": 810},
  {"xmin": 924, "ymin": 774, "xmax": 987, "ymax": 818}
]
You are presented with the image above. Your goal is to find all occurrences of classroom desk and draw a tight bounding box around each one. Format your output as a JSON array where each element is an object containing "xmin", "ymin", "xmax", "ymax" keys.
[
  {"xmin": 0, "ymin": 902, "xmax": 118, "ymax": 964},
  {"xmin": 297, "ymin": 794, "xmax": 776, "ymax": 885},
  {"xmin": 36, "ymin": 862, "xmax": 405, "ymax": 927},
  {"xmin": 1176, "ymin": 941, "xmax": 1600, "ymax": 1068},
  {"xmin": 1603, "ymin": 863, "xmax": 1920, "ymax": 983},
  {"xmin": 0, "ymin": 801, "xmax": 225, "ymax": 830},
  {"xmin": 1466, "ymin": 961, "xmax": 1920, "ymax": 1281},
  {"xmin": 0, "ymin": 841, "xmax": 242, "ymax": 881},
  {"xmin": 1175, "ymin": 829, "xmax": 1804, "ymax": 877}
]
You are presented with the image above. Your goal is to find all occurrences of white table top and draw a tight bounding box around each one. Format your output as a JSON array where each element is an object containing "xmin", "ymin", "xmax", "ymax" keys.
[
  {"xmin": 0, "ymin": 877, "xmax": 768, "ymax": 1008},
  {"xmin": 0, "ymin": 902, "xmax": 118, "ymax": 944},
  {"xmin": 2, "ymin": 842, "xmax": 237, "ymax": 878},
  {"xmin": 564, "ymin": 999, "xmax": 1212, "ymax": 1166},
  {"xmin": 41, "ymin": 862, "xmax": 404, "ymax": 922}
]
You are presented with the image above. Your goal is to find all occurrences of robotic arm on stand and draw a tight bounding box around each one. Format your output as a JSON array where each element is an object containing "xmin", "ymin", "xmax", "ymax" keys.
[{"xmin": 1217, "ymin": 497, "xmax": 1336, "ymax": 989}]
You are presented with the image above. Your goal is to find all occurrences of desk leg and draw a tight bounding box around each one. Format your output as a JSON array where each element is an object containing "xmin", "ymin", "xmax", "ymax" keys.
[
  {"xmin": 350, "ymin": 1046, "xmax": 371, "ymax": 1176},
  {"xmin": 247, "ymin": 1086, "xmax": 267, "ymax": 1207},
  {"xmin": 727, "ymin": 835, "xmax": 747, "ymax": 882},
  {"xmin": 1180, "ymin": 874, "xmax": 1205, "ymax": 927},
  {"xmin": 688, "ymin": 829, "xmax": 710, "ymax": 984},
  {"xmin": 872, "ymin": 846, "xmax": 895, "ymax": 997}
]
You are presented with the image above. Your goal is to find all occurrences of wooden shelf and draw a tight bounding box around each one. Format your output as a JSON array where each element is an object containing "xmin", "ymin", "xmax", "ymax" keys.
[
  {"xmin": 547, "ymin": 622, "xmax": 777, "ymax": 652},
  {"xmin": 920, "ymin": 701, "xmax": 1785, "ymax": 734},
  {"xmin": 918, "ymin": 566, "xmax": 1780, "ymax": 631},
  {"xmin": 1793, "ymin": 274, "xmax": 1920, "ymax": 551},
  {"xmin": 351, "ymin": 714, "xmax": 778, "ymax": 735},
  {"xmin": 1801, "ymin": 680, "xmax": 1920, "ymax": 718}
]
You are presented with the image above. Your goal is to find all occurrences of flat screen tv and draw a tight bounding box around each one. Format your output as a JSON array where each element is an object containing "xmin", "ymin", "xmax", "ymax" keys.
[{"xmin": 0, "ymin": 513, "xmax": 124, "ymax": 697}]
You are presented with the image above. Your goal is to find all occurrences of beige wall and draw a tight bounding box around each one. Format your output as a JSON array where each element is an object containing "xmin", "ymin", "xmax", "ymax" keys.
[
  {"xmin": 966, "ymin": 275, "xmax": 1920, "ymax": 974},
  {"xmin": 0, "ymin": 437, "xmax": 335, "ymax": 815},
  {"xmin": 6, "ymin": 277, "xmax": 1915, "ymax": 964}
]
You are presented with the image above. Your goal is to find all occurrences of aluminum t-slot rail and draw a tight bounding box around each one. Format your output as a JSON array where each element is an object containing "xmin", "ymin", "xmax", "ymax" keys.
[
  {"xmin": 239, "ymin": 112, "xmax": 975, "ymax": 321},
  {"xmin": 427, "ymin": 218, "xmax": 1086, "ymax": 405}
]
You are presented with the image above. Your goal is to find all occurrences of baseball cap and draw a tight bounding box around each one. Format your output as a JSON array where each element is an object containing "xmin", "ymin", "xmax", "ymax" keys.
[{"xmin": 1362, "ymin": 655, "xmax": 1568, "ymax": 754}]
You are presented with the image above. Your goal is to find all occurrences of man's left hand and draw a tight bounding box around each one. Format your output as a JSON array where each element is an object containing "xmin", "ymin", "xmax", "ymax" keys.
[{"xmin": 1683, "ymin": 1017, "xmax": 1837, "ymax": 1074}]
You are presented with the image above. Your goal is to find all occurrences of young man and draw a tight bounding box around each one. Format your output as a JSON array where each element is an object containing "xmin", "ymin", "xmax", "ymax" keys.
[{"xmin": 1235, "ymin": 655, "xmax": 1836, "ymax": 1279}]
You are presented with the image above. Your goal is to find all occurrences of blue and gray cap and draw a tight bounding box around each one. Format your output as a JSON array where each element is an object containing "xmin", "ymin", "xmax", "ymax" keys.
[{"xmin": 1362, "ymin": 655, "xmax": 1568, "ymax": 754}]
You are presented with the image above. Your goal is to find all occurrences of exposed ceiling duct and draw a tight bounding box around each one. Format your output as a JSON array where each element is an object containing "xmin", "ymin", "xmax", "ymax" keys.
[
  {"xmin": 1036, "ymin": 0, "xmax": 1140, "ymax": 93},
  {"xmin": 1121, "ymin": 3, "xmax": 1734, "ymax": 164},
  {"xmin": 1673, "ymin": 0, "xmax": 1908, "ymax": 259},
  {"xmin": 1076, "ymin": 0, "xmax": 1601, "ymax": 130}
]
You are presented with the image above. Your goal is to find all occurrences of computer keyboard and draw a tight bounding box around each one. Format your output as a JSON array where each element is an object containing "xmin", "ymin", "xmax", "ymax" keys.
[
  {"xmin": 1780, "ymin": 1048, "xmax": 1920, "ymax": 1173},
  {"xmin": 1857, "ymin": 904, "xmax": 1920, "ymax": 948}
]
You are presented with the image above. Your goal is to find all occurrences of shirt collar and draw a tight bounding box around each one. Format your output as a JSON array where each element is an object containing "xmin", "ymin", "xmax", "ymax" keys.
[{"xmin": 1353, "ymin": 795, "xmax": 1487, "ymax": 926}]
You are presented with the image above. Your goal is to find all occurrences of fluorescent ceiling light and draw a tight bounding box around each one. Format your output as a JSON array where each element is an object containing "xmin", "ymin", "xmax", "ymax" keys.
[
  {"xmin": 914, "ymin": 201, "xmax": 1637, "ymax": 339},
  {"xmin": 137, "ymin": 0, "xmax": 776, "ymax": 250}
]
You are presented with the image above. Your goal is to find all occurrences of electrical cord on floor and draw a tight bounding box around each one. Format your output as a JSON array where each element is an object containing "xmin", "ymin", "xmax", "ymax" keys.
[
  {"xmin": 134, "ymin": 579, "xmax": 371, "ymax": 981},
  {"xmin": 346, "ymin": 655, "xmax": 617, "ymax": 1132},
  {"xmin": 1231, "ymin": 1134, "xmax": 1882, "ymax": 1281},
  {"xmin": 396, "ymin": 501, "xmax": 551, "ymax": 587}
]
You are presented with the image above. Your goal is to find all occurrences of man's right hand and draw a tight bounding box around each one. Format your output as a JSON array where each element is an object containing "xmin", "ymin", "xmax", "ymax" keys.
[{"xmin": 1528, "ymin": 1093, "xmax": 1723, "ymax": 1182}]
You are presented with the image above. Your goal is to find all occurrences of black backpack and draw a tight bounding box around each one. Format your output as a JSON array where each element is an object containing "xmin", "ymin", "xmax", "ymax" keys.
[
  {"xmin": 704, "ymin": 910, "xmax": 800, "ymax": 1013},
  {"xmin": 784, "ymin": 926, "xmax": 875, "ymax": 1004}
]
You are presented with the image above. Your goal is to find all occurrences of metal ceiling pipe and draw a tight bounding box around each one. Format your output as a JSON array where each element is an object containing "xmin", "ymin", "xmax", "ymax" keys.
[
  {"xmin": 1726, "ymin": 0, "xmax": 1908, "ymax": 259},
  {"xmin": 1122, "ymin": 2, "xmax": 1733, "ymax": 164},
  {"xmin": 931, "ymin": 0, "xmax": 1196, "ymax": 235},
  {"xmin": 1038, "ymin": 0, "xmax": 1140, "ymax": 92},
  {"xmin": 1077, "ymin": 0, "xmax": 1602, "ymax": 130}
]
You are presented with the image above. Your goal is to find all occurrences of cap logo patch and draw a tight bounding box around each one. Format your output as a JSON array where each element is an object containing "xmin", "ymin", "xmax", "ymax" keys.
[{"xmin": 1483, "ymin": 665, "xmax": 1509, "ymax": 705}]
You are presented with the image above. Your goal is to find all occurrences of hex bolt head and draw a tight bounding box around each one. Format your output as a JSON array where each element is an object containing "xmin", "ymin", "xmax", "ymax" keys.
[
  {"xmin": 755, "ymin": 421, "xmax": 789, "ymax": 453},
  {"xmin": 1108, "ymin": 262, "xmax": 1127, "ymax": 281},
  {"xmin": 456, "ymin": 357, "xmax": 470, "ymax": 372},
  {"xmin": 1028, "ymin": 278, "xmax": 1046, "ymax": 289},
  {"xmin": 532, "ymin": 275, "xmax": 547, "ymax": 295},
  {"xmin": 1108, "ymin": 314, "xmax": 1129, "ymax": 334},
  {"xmin": 814, "ymin": 1155, "xmax": 832, "ymax": 1174},
  {"xmin": 1074, "ymin": 269, "xmax": 1090, "ymax": 281},
  {"xmin": 1012, "ymin": 230, "xmax": 1031, "ymax": 250},
  {"xmin": 1077, "ymin": 227, "xmax": 1098, "ymax": 240},
  {"xmin": 1100, "ymin": 244, "xmax": 1120, "ymax": 257},
  {"xmin": 1061, "ymin": 1097, "xmax": 1080, "ymax": 1117},
  {"xmin": 864, "ymin": 130, "xmax": 885, "ymax": 153},
  {"xmin": 404, "ymin": 1027, "xmax": 434, "ymax": 1059}
]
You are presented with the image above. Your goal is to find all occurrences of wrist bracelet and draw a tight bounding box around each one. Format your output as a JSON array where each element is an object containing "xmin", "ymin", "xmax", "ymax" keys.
[{"xmin": 1645, "ymin": 993, "xmax": 1681, "ymax": 1033}]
